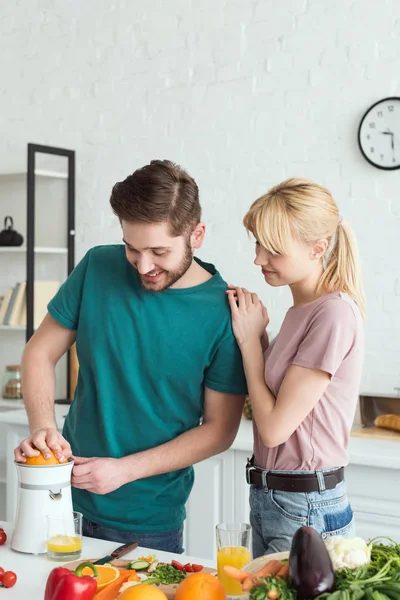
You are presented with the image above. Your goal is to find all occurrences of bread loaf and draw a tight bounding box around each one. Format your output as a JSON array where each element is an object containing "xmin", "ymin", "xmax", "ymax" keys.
[{"xmin": 374, "ymin": 414, "xmax": 400, "ymax": 433}]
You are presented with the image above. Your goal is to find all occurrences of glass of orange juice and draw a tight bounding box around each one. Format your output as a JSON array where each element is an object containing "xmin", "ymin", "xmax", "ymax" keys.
[
  {"xmin": 216, "ymin": 522, "xmax": 251, "ymax": 598},
  {"xmin": 46, "ymin": 511, "xmax": 83, "ymax": 561}
]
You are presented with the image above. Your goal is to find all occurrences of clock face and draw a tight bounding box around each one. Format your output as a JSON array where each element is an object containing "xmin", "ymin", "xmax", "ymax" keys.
[{"xmin": 358, "ymin": 97, "xmax": 400, "ymax": 170}]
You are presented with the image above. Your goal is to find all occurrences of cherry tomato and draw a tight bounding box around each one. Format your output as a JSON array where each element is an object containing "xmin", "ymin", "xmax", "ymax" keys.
[
  {"xmin": 171, "ymin": 560, "xmax": 184, "ymax": 571},
  {"xmin": 2, "ymin": 571, "xmax": 17, "ymax": 588},
  {"xmin": 0, "ymin": 567, "xmax": 4, "ymax": 584},
  {"xmin": 184, "ymin": 563, "xmax": 194, "ymax": 572},
  {"xmin": 192, "ymin": 564, "xmax": 204, "ymax": 572},
  {"xmin": 0, "ymin": 530, "xmax": 7, "ymax": 545}
]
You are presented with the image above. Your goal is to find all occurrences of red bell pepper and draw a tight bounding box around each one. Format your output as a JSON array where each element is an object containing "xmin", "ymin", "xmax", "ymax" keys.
[{"xmin": 44, "ymin": 562, "xmax": 98, "ymax": 600}]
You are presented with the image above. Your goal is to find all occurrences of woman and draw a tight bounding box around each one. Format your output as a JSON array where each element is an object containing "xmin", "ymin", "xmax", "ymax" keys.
[{"xmin": 227, "ymin": 178, "xmax": 365, "ymax": 557}]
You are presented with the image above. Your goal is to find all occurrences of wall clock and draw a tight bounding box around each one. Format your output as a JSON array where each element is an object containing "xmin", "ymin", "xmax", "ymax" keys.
[{"xmin": 358, "ymin": 97, "xmax": 400, "ymax": 170}]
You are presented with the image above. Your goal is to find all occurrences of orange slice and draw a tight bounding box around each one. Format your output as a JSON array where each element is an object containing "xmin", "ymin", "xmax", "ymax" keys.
[{"xmin": 82, "ymin": 564, "xmax": 120, "ymax": 589}]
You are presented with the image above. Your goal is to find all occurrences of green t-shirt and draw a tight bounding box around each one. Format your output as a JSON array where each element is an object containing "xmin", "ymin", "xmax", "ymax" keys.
[{"xmin": 48, "ymin": 245, "xmax": 247, "ymax": 533}]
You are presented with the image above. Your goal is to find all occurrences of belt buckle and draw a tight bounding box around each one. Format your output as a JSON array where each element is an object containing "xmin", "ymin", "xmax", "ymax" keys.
[
  {"xmin": 245, "ymin": 465, "xmax": 256, "ymax": 485},
  {"xmin": 261, "ymin": 470, "xmax": 268, "ymax": 488}
]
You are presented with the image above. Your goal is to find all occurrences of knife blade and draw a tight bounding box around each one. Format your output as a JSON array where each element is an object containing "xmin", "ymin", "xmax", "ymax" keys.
[{"xmin": 93, "ymin": 541, "xmax": 139, "ymax": 565}]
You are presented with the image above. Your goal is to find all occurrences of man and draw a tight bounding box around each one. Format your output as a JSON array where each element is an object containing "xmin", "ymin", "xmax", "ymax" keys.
[{"xmin": 15, "ymin": 159, "xmax": 247, "ymax": 553}]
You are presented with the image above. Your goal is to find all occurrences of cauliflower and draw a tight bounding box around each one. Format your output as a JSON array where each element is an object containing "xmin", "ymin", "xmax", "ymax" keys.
[{"xmin": 324, "ymin": 536, "xmax": 371, "ymax": 571}]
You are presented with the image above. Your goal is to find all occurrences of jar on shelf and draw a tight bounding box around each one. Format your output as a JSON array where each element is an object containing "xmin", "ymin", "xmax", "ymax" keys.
[{"xmin": 2, "ymin": 365, "xmax": 22, "ymax": 399}]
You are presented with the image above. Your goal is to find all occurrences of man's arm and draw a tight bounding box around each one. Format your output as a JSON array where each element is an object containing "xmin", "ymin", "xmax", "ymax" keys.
[
  {"xmin": 15, "ymin": 313, "xmax": 75, "ymax": 462},
  {"xmin": 71, "ymin": 387, "xmax": 245, "ymax": 494}
]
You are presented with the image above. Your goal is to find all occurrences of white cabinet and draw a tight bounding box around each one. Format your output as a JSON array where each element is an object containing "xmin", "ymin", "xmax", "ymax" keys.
[
  {"xmin": 346, "ymin": 463, "xmax": 400, "ymax": 540},
  {"xmin": 184, "ymin": 434, "xmax": 400, "ymax": 561},
  {"xmin": 184, "ymin": 451, "xmax": 235, "ymax": 560}
]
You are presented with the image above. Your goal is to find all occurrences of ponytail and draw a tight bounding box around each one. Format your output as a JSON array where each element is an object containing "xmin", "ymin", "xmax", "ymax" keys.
[{"xmin": 317, "ymin": 220, "xmax": 366, "ymax": 318}]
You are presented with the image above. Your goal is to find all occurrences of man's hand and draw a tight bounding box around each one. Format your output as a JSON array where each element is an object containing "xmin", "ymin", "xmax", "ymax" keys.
[
  {"xmin": 14, "ymin": 428, "xmax": 72, "ymax": 463},
  {"xmin": 72, "ymin": 457, "xmax": 129, "ymax": 495}
]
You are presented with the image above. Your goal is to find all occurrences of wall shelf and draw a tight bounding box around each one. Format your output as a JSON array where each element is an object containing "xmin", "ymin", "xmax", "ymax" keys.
[
  {"xmin": 0, "ymin": 170, "xmax": 68, "ymax": 180},
  {"xmin": 0, "ymin": 247, "xmax": 68, "ymax": 254}
]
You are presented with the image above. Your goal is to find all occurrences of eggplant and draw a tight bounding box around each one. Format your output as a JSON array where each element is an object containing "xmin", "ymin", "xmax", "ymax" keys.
[{"xmin": 289, "ymin": 526, "xmax": 336, "ymax": 600}]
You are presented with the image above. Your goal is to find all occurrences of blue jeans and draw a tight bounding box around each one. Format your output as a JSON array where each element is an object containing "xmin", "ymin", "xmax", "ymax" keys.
[
  {"xmin": 82, "ymin": 517, "xmax": 184, "ymax": 554},
  {"xmin": 250, "ymin": 469, "xmax": 355, "ymax": 558}
]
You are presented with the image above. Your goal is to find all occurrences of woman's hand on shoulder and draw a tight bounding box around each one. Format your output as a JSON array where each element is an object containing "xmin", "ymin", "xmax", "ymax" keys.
[{"xmin": 226, "ymin": 285, "xmax": 269, "ymax": 346}]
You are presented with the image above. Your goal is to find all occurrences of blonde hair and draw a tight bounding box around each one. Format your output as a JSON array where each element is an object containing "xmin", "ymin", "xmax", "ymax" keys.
[{"xmin": 243, "ymin": 178, "xmax": 366, "ymax": 318}]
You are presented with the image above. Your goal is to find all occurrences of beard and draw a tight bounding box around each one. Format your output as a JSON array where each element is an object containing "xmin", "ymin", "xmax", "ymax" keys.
[{"xmin": 138, "ymin": 238, "xmax": 194, "ymax": 292}]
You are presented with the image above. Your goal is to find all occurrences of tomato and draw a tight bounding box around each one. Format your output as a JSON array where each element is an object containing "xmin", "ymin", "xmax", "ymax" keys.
[
  {"xmin": 183, "ymin": 563, "xmax": 194, "ymax": 572},
  {"xmin": 0, "ymin": 567, "xmax": 4, "ymax": 584},
  {"xmin": 2, "ymin": 571, "xmax": 17, "ymax": 588},
  {"xmin": 171, "ymin": 560, "xmax": 184, "ymax": 571},
  {"xmin": 0, "ymin": 530, "xmax": 7, "ymax": 545},
  {"xmin": 192, "ymin": 564, "xmax": 204, "ymax": 572}
]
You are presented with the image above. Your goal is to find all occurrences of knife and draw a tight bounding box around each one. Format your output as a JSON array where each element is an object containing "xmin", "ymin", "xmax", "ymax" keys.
[{"xmin": 93, "ymin": 541, "xmax": 139, "ymax": 565}]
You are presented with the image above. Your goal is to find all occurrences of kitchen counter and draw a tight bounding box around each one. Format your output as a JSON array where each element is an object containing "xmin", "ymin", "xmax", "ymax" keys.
[
  {"xmin": 1, "ymin": 403, "xmax": 400, "ymax": 557},
  {"xmin": 0, "ymin": 520, "xmax": 214, "ymax": 598},
  {"xmin": 0, "ymin": 403, "xmax": 400, "ymax": 469},
  {"xmin": 231, "ymin": 417, "xmax": 400, "ymax": 469}
]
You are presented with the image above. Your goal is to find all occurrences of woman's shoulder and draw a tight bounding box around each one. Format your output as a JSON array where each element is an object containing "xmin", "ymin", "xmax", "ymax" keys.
[{"xmin": 312, "ymin": 292, "xmax": 362, "ymax": 321}]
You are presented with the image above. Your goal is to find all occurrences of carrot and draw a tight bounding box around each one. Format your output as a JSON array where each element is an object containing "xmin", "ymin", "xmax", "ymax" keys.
[
  {"xmin": 254, "ymin": 559, "xmax": 283, "ymax": 579},
  {"xmin": 276, "ymin": 563, "xmax": 289, "ymax": 579},
  {"xmin": 94, "ymin": 570, "xmax": 133, "ymax": 599},
  {"xmin": 242, "ymin": 575, "xmax": 261, "ymax": 592},
  {"xmin": 223, "ymin": 565, "xmax": 252, "ymax": 582}
]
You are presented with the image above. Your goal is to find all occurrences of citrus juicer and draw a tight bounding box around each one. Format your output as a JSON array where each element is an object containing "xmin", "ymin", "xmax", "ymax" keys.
[{"xmin": 11, "ymin": 459, "xmax": 74, "ymax": 554}]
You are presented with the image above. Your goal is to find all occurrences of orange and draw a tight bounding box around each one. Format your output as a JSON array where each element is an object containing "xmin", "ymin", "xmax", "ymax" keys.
[
  {"xmin": 82, "ymin": 564, "xmax": 120, "ymax": 589},
  {"xmin": 25, "ymin": 450, "xmax": 60, "ymax": 466},
  {"xmin": 175, "ymin": 572, "xmax": 226, "ymax": 600},
  {"xmin": 118, "ymin": 584, "xmax": 168, "ymax": 599}
]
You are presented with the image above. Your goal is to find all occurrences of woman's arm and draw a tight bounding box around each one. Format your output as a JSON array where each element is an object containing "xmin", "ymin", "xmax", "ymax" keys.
[
  {"xmin": 239, "ymin": 335, "xmax": 329, "ymax": 447},
  {"xmin": 227, "ymin": 287, "xmax": 355, "ymax": 448}
]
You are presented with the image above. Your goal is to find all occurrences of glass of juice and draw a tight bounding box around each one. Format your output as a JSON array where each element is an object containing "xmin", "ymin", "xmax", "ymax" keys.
[
  {"xmin": 216, "ymin": 522, "xmax": 251, "ymax": 598},
  {"xmin": 46, "ymin": 511, "xmax": 83, "ymax": 561}
]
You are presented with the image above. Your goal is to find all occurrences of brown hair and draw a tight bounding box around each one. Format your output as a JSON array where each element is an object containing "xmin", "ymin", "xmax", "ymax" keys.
[
  {"xmin": 244, "ymin": 178, "xmax": 367, "ymax": 318},
  {"xmin": 109, "ymin": 159, "xmax": 201, "ymax": 236}
]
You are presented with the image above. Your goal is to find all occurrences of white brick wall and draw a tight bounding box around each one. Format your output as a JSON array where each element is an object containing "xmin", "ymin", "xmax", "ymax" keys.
[{"xmin": 1, "ymin": 0, "xmax": 400, "ymax": 393}]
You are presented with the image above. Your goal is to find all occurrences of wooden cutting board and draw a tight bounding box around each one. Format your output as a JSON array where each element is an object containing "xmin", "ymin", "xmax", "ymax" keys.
[
  {"xmin": 66, "ymin": 557, "xmax": 217, "ymax": 599},
  {"xmin": 351, "ymin": 425, "xmax": 400, "ymax": 441}
]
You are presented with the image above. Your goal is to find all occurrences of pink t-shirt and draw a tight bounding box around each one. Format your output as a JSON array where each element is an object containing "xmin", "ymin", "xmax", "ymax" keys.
[{"xmin": 253, "ymin": 292, "xmax": 364, "ymax": 471}]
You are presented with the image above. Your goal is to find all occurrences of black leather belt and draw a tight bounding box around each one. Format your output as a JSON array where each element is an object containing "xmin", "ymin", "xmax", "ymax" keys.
[{"xmin": 246, "ymin": 457, "xmax": 344, "ymax": 493}]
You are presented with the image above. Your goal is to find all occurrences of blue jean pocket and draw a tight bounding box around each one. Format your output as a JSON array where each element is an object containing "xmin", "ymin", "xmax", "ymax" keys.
[
  {"xmin": 269, "ymin": 490, "xmax": 309, "ymax": 524},
  {"xmin": 309, "ymin": 484, "xmax": 355, "ymax": 539}
]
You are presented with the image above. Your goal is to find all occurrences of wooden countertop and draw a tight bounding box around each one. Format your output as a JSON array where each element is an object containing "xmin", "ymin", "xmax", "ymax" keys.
[{"xmin": 351, "ymin": 426, "xmax": 400, "ymax": 441}]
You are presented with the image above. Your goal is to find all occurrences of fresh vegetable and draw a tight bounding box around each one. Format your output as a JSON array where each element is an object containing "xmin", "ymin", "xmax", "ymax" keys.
[
  {"xmin": 150, "ymin": 563, "xmax": 187, "ymax": 585},
  {"xmin": 289, "ymin": 526, "xmax": 336, "ymax": 600},
  {"xmin": 223, "ymin": 565, "xmax": 250, "ymax": 583},
  {"xmin": 171, "ymin": 560, "xmax": 185, "ymax": 571},
  {"xmin": 0, "ymin": 529, "xmax": 7, "ymax": 545},
  {"xmin": 138, "ymin": 555, "xmax": 156, "ymax": 563},
  {"xmin": 249, "ymin": 575, "xmax": 297, "ymax": 600},
  {"xmin": 325, "ymin": 537, "xmax": 371, "ymax": 571},
  {"xmin": 171, "ymin": 560, "xmax": 203, "ymax": 573},
  {"xmin": 192, "ymin": 564, "xmax": 204, "ymax": 572},
  {"xmin": 332, "ymin": 538, "xmax": 400, "ymax": 591},
  {"xmin": 128, "ymin": 560, "xmax": 151, "ymax": 571},
  {"xmin": 44, "ymin": 562, "xmax": 98, "ymax": 600},
  {"xmin": 1, "ymin": 571, "xmax": 17, "ymax": 589}
]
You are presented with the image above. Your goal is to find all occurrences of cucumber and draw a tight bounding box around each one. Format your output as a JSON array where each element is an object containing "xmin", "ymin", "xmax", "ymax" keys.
[
  {"xmin": 128, "ymin": 560, "xmax": 151, "ymax": 571},
  {"xmin": 142, "ymin": 577, "xmax": 161, "ymax": 585}
]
